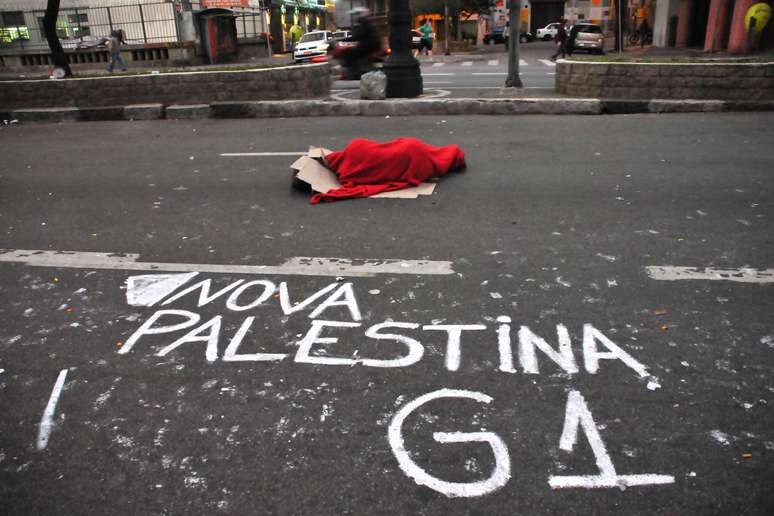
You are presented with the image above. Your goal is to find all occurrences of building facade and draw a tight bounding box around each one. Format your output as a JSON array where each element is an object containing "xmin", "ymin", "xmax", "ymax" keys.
[
  {"xmin": 0, "ymin": 0, "xmax": 342, "ymax": 54},
  {"xmin": 652, "ymin": 0, "xmax": 772, "ymax": 52},
  {"xmin": 0, "ymin": 1, "xmax": 272, "ymax": 50}
]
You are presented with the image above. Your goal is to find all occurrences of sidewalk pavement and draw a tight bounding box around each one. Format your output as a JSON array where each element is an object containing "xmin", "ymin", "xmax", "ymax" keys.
[{"xmin": 4, "ymin": 97, "xmax": 772, "ymax": 124}]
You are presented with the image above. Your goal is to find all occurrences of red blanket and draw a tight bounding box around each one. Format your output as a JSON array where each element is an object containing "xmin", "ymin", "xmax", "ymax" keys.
[{"xmin": 310, "ymin": 137, "xmax": 466, "ymax": 204}]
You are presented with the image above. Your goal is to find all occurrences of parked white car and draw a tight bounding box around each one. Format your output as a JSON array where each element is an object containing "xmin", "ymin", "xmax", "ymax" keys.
[
  {"xmin": 293, "ymin": 30, "xmax": 334, "ymax": 63},
  {"xmin": 536, "ymin": 23, "xmax": 561, "ymax": 41}
]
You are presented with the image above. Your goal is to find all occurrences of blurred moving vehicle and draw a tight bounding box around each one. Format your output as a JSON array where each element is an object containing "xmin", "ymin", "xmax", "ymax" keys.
[
  {"xmin": 485, "ymin": 26, "xmax": 534, "ymax": 45},
  {"xmin": 333, "ymin": 30, "xmax": 355, "ymax": 48},
  {"xmin": 484, "ymin": 25, "xmax": 535, "ymax": 48},
  {"xmin": 293, "ymin": 30, "xmax": 335, "ymax": 63},
  {"xmin": 484, "ymin": 25, "xmax": 508, "ymax": 44},
  {"xmin": 536, "ymin": 23, "xmax": 561, "ymax": 40},
  {"xmin": 571, "ymin": 23, "xmax": 604, "ymax": 54}
]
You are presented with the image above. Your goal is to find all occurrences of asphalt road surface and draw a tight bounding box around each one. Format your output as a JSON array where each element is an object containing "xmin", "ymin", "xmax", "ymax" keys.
[{"xmin": 1, "ymin": 113, "xmax": 773, "ymax": 514}]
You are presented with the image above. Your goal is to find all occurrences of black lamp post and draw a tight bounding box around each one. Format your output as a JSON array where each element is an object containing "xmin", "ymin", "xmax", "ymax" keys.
[{"xmin": 383, "ymin": 0, "xmax": 422, "ymax": 98}]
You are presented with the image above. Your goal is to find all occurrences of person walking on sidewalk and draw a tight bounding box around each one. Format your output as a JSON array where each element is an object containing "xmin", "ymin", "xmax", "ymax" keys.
[
  {"xmin": 566, "ymin": 23, "xmax": 580, "ymax": 56},
  {"xmin": 550, "ymin": 19, "xmax": 568, "ymax": 61},
  {"xmin": 419, "ymin": 19, "xmax": 434, "ymax": 57},
  {"xmin": 639, "ymin": 19, "xmax": 651, "ymax": 48},
  {"xmin": 107, "ymin": 29, "xmax": 128, "ymax": 73},
  {"xmin": 288, "ymin": 23, "xmax": 303, "ymax": 52}
]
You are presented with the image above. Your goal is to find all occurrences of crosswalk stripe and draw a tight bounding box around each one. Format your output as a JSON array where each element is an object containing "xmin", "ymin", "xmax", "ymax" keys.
[
  {"xmin": 540, "ymin": 59, "xmax": 557, "ymax": 67},
  {"xmin": 461, "ymin": 61, "xmax": 473, "ymax": 66},
  {"xmin": 432, "ymin": 62, "xmax": 445, "ymax": 67},
  {"xmin": 487, "ymin": 59, "xmax": 498, "ymax": 66}
]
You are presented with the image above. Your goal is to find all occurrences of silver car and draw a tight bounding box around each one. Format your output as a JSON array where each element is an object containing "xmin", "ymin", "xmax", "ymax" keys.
[{"xmin": 571, "ymin": 24, "xmax": 605, "ymax": 54}]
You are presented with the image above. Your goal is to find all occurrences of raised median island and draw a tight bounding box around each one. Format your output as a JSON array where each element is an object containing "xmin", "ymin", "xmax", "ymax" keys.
[
  {"xmin": 556, "ymin": 59, "xmax": 774, "ymax": 101},
  {"xmin": 0, "ymin": 63, "xmax": 330, "ymax": 110}
]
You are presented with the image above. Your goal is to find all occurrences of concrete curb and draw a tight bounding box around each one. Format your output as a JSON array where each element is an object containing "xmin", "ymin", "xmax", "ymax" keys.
[{"xmin": 4, "ymin": 98, "xmax": 773, "ymax": 122}]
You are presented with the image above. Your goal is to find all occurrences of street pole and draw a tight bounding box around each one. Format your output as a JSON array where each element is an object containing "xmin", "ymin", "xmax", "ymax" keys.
[
  {"xmin": 384, "ymin": 0, "xmax": 423, "ymax": 97},
  {"xmin": 505, "ymin": 0, "xmax": 523, "ymax": 88},
  {"xmin": 444, "ymin": 1, "xmax": 450, "ymax": 55},
  {"xmin": 710, "ymin": 0, "xmax": 724, "ymax": 54},
  {"xmin": 617, "ymin": 0, "xmax": 623, "ymax": 55}
]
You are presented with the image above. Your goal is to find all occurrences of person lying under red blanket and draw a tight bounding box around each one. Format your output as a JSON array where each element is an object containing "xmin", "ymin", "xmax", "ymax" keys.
[{"xmin": 311, "ymin": 137, "xmax": 466, "ymax": 204}]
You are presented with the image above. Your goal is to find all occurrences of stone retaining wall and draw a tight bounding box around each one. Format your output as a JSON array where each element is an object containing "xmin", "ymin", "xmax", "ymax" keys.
[
  {"xmin": 0, "ymin": 63, "xmax": 330, "ymax": 109},
  {"xmin": 556, "ymin": 61, "xmax": 774, "ymax": 100},
  {"xmin": 0, "ymin": 40, "xmax": 270, "ymax": 73}
]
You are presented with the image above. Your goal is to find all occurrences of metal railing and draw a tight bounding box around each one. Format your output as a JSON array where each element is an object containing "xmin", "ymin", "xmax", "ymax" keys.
[{"xmin": 0, "ymin": 1, "xmax": 268, "ymax": 52}]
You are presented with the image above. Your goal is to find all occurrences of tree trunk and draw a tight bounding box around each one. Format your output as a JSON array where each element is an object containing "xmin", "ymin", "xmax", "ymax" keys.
[{"xmin": 43, "ymin": 0, "xmax": 72, "ymax": 77}]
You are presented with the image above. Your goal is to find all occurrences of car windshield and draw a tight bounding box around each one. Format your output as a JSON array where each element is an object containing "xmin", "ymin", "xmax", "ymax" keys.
[
  {"xmin": 577, "ymin": 25, "xmax": 602, "ymax": 33},
  {"xmin": 300, "ymin": 33, "xmax": 325, "ymax": 43},
  {"xmin": 333, "ymin": 31, "xmax": 348, "ymax": 38}
]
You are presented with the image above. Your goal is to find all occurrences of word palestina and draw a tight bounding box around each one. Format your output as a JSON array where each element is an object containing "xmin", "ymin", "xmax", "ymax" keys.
[{"xmin": 120, "ymin": 277, "xmax": 652, "ymax": 379}]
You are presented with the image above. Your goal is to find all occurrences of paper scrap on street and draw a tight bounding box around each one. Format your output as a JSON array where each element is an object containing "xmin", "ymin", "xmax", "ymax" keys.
[{"xmin": 292, "ymin": 146, "xmax": 437, "ymax": 199}]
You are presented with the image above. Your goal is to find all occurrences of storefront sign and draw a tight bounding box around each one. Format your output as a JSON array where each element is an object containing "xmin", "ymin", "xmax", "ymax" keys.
[{"xmin": 203, "ymin": 0, "xmax": 250, "ymax": 8}]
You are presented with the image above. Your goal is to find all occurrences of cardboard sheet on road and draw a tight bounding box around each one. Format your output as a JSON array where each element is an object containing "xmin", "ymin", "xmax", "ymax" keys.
[{"xmin": 292, "ymin": 146, "xmax": 437, "ymax": 199}]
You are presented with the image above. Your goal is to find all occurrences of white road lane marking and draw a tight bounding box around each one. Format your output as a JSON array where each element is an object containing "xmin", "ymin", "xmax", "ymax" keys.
[
  {"xmin": 646, "ymin": 266, "xmax": 774, "ymax": 284},
  {"xmin": 423, "ymin": 73, "xmax": 455, "ymax": 76},
  {"xmin": 487, "ymin": 60, "xmax": 499, "ymax": 66},
  {"xmin": 0, "ymin": 249, "xmax": 455, "ymax": 277},
  {"xmin": 220, "ymin": 152, "xmax": 305, "ymax": 157},
  {"xmin": 461, "ymin": 61, "xmax": 473, "ymax": 66},
  {"xmin": 37, "ymin": 369, "xmax": 69, "ymax": 451},
  {"xmin": 424, "ymin": 81, "xmax": 452, "ymax": 84},
  {"xmin": 425, "ymin": 86, "xmax": 553, "ymax": 90},
  {"xmin": 540, "ymin": 59, "xmax": 557, "ymax": 67},
  {"xmin": 520, "ymin": 59, "xmax": 528, "ymax": 66},
  {"xmin": 432, "ymin": 62, "xmax": 445, "ymax": 67},
  {"xmin": 472, "ymin": 72, "xmax": 507, "ymax": 75}
]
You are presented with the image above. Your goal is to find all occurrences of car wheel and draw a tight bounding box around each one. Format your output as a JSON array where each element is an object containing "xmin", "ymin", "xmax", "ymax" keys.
[{"xmin": 543, "ymin": 35, "xmax": 552, "ymax": 41}]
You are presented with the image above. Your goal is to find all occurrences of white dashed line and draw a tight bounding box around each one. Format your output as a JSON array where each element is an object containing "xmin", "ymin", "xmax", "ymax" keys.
[
  {"xmin": 0, "ymin": 249, "xmax": 456, "ymax": 277},
  {"xmin": 646, "ymin": 266, "xmax": 774, "ymax": 284},
  {"xmin": 220, "ymin": 152, "xmax": 305, "ymax": 157}
]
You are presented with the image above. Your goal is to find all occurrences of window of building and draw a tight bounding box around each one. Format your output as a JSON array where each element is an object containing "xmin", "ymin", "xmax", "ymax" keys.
[
  {"xmin": 37, "ymin": 11, "xmax": 90, "ymax": 40},
  {"xmin": 0, "ymin": 11, "xmax": 30, "ymax": 43},
  {"xmin": 68, "ymin": 13, "xmax": 91, "ymax": 37}
]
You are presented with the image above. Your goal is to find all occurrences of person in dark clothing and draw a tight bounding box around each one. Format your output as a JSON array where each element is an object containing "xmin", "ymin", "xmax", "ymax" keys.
[
  {"xmin": 550, "ymin": 19, "xmax": 568, "ymax": 61},
  {"xmin": 340, "ymin": 7, "xmax": 381, "ymax": 78},
  {"xmin": 566, "ymin": 23, "xmax": 580, "ymax": 56},
  {"xmin": 639, "ymin": 19, "xmax": 651, "ymax": 47}
]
